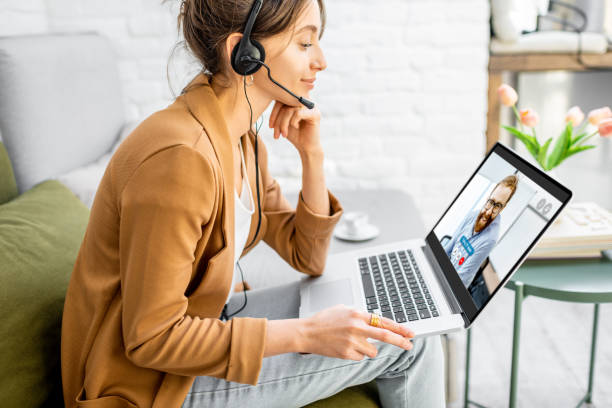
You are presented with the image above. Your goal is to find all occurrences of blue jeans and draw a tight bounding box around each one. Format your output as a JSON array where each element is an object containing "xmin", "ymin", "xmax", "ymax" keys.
[{"xmin": 181, "ymin": 281, "xmax": 445, "ymax": 408}]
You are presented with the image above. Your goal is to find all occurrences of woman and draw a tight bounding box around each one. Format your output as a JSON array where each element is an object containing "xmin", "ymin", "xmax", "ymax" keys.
[{"xmin": 60, "ymin": 0, "xmax": 445, "ymax": 407}]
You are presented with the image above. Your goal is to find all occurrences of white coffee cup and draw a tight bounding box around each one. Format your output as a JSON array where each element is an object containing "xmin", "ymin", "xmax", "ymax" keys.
[{"xmin": 342, "ymin": 211, "xmax": 369, "ymax": 236}]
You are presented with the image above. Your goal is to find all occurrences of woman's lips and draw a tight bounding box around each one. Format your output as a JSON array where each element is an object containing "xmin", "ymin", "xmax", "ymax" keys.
[{"xmin": 301, "ymin": 78, "xmax": 315, "ymax": 89}]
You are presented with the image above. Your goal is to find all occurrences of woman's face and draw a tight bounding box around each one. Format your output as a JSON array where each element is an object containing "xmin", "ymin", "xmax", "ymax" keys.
[{"xmin": 256, "ymin": 0, "xmax": 327, "ymax": 107}]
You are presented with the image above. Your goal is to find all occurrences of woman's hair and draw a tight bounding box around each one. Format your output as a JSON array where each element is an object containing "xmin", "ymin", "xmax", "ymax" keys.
[{"xmin": 171, "ymin": 0, "xmax": 326, "ymax": 94}]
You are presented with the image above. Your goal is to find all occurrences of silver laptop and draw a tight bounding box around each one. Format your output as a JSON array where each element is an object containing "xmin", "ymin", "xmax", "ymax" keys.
[{"xmin": 299, "ymin": 143, "xmax": 572, "ymax": 338}]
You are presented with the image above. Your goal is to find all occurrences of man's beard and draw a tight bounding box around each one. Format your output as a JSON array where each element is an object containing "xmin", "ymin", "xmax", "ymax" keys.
[{"xmin": 475, "ymin": 211, "xmax": 494, "ymax": 232}]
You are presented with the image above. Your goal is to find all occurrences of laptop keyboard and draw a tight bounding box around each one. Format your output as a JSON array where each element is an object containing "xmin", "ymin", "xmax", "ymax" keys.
[{"xmin": 359, "ymin": 249, "xmax": 439, "ymax": 323}]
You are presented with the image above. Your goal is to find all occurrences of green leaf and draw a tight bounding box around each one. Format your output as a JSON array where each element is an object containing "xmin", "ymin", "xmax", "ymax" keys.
[
  {"xmin": 502, "ymin": 125, "xmax": 539, "ymax": 159},
  {"xmin": 537, "ymin": 138, "xmax": 553, "ymax": 170},
  {"xmin": 571, "ymin": 132, "xmax": 588, "ymax": 146},
  {"xmin": 558, "ymin": 145, "xmax": 596, "ymax": 165},
  {"xmin": 546, "ymin": 123, "xmax": 572, "ymax": 170}
]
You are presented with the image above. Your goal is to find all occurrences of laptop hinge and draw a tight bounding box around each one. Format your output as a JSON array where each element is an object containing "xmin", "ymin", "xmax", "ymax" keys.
[{"xmin": 421, "ymin": 244, "xmax": 464, "ymax": 317}]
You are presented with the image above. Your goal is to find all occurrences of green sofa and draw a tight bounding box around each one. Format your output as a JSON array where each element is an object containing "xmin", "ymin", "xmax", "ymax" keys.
[{"xmin": 0, "ymin": 141, "xmax": 383, "ymax": 408}]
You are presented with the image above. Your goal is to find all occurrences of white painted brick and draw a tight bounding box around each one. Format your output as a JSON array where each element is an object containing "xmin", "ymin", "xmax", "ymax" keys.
[
  {"xmin": 362, "ymin": 92, "xmax": 419, "ymax": 115},
  {"xmin": 324, "ymin": 48, "xmax": 368, "ymax": 75},
  {"xmin": 117, "ymin": 60, "xmax": 139, "ymax": 81},
  {"xmin": 337, "ymin": 157, "xmax": 406, "ymax": 179},
  {"xmin": 0, "ymin": 0, "xmax": 490, "ymax": 227},
  {"xmin": 128, "ymin": 13, "xmax": 174, "ymax": 37},
  {"xmin": 48, "ymin": 17, "xmax": 128, "ymax": 41},
  {"xmin": 322, "ymin": 1, "xmax": 364, "ymax": 27},
  {"xmin": 77, "ymin": 0, "xmax": 143, "ymax": 18},
  {"xmin": 45, "ymin": 0, "xmax": 81, "ymax": 17},
  {"xmin": 366, "ymin": 47, "xmax": 415, "ymax": 71},
  {"xmin": 406, "ymin": 47, "xmax": 445, "ymax": 70},
  {"xmin": 115, "ymin": 37, "xmax": 168, "ymax": 58},
  {"xmin": 123, "ymin": 80, "xmax": 163, "ymax": 104},
  {"xmin": 352, "ymin": 70, "xmax": 422, "ymax": 93},
  {"xmin": 317, "ymin": 93, "xmax": 362, "ymax": 117},
  {"xmin": 138, "ymin": 58, "xmax": 168, "ymax": 81}
]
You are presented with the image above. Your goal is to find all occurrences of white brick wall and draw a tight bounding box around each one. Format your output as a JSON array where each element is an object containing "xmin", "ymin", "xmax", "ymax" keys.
[{"xmin": 0, "ymin": 0, "xmax": 491, "ymax": 229}]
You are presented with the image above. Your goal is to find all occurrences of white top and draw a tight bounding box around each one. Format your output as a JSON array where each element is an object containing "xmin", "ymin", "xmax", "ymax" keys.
[{"xmin": 224, "ymin": 139, "xmax": 254, "ymax": 306}]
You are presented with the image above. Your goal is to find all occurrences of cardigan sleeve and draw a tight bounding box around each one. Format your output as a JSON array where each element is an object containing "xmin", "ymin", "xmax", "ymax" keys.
[
  {"xmin": 118, "ymin": 144, "xmax": 266, "ymax": 384},
  {"xmin": 256, "ymin": 138, "xmax": 343, "ymax": 276}
]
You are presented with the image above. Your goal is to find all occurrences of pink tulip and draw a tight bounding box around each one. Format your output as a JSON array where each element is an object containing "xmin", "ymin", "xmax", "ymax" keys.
[
  {"xmin": 599, "ymin": 118, "xmax": 612, "ymax": 138},
  {"xmin": 497, "ymin": 84, "xmax": 518, "ymax": 107},
  {"xmin": 520, "ymin": 108, "xmax": 539, "ymax": 127},
  {"xmin": 587, "ymin": 106, "xmax": 612, "ymax": 125},
  {"xmin": 565, "ymin": 106, "xmax": 584, "ymax": 127}
]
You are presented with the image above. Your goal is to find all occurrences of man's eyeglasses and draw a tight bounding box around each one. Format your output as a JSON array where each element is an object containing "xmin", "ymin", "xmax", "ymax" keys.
[{"xmin": 484, "ymin": 199, "xmax": 504, "ymax": 214}]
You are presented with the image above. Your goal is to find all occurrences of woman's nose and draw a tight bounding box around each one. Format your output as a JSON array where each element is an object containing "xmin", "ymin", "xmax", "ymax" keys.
[{"xmin": 312, "ymin": 47, "xmax": 327, "ymax": 72}]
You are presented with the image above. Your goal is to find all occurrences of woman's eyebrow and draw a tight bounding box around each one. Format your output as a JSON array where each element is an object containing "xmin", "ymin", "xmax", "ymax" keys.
[{"xmin": 296, "ymin": 24, "xmax": 318, "ymax": 34}]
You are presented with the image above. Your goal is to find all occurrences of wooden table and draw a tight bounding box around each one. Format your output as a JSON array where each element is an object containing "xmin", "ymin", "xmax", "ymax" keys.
[{"xmin": 486, "ymin": 51, "xmax": 612, "ymax": 152}]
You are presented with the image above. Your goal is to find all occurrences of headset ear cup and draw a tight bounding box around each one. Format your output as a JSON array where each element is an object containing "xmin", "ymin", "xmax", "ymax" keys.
[
  {"xmin": 251, "ymin": 38, "xmax": 266, "ymax": 66},
  {"xmin": 231, "ymin": 39, "xmax": 266, "ymax": 76}
]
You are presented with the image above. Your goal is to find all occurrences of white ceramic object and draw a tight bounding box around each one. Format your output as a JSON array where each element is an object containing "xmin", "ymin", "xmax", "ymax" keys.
[{"xmin": 334, "ymin": 211, "xmax": 380, "ymax": 242}]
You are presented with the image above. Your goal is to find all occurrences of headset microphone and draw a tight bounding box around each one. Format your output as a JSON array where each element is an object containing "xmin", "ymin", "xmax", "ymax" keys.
[{"xmin": 240, "ymin": 55, "xmax": 315, "ymax": 109}]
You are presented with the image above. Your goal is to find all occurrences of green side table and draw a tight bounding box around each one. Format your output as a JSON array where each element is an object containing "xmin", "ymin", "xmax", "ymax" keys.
[{"xmin": 464, "ymin": 251, "xmax": 612, "ymax": 408}]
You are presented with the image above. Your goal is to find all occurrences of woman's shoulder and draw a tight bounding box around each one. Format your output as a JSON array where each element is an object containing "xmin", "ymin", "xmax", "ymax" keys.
[
  {"xmin": 107, "ymin": 100, "xmax": 220, "ymax": 194},
  {"xmin": 118, "ymin": 100, "xmax": 216, "ymax": 157}
]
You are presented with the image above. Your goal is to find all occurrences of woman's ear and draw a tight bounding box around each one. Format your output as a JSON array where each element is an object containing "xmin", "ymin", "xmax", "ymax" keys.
[{"xmin": 224, "ymin": 33, "xmax": 243, "ymax": 73}]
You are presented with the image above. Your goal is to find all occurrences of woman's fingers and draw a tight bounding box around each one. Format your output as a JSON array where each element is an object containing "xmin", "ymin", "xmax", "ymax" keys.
[
  {"xmin": 362, "ymin": 311, "xmax": 414, "ymax": 338},
  {"xmin": 272, "ymin": 106, "xmax": 285, "ymax": 139},
  {"xmin": 355, "ymin": 338, "xmax": 379, "ymax": 359},
  {"xmin": 290, "ymin": 109, "xmax": 303, "ymax": 130},
  {"xmin": 365, "ymin": 326, "xmax": 413, "ymax": 350},
  {"xmin": 278, "ymin": 107, "xmax": 296, "ymax": 138},
  {"xmin": 269, "ymin": 101, "xmax": 282, "ymax": 129}
]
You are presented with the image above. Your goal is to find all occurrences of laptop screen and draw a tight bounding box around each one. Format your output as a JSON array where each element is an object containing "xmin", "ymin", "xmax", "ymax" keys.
[{"xmin": 426, "ymin": 143, "xmax": 572, "ymax": 324}]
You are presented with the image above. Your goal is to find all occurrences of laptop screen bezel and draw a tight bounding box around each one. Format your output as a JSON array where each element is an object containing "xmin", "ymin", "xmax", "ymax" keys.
[{"xmin": 425, "ymin": 142, "xmax": 572, "ymax": 325}]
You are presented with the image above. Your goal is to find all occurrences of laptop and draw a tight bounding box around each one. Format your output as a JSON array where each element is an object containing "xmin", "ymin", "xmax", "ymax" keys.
[{"xmin": 299, "ymin": 142, "xmax": 572, "ymax": 338}]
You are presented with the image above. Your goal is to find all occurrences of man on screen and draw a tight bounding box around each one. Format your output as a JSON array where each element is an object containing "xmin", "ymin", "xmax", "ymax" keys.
[{"xmin": 442, "ymin": 175, "xmax": 518, "ymax": 289}]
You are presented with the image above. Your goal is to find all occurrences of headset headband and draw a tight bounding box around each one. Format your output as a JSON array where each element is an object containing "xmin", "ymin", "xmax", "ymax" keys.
[
  {"xmin": 242, "ymin": 0, "xmax": 263, "ymax": 47},
  {"xmin": 231, "ymin": 0, "xmax": 265, "ymax": 76}
]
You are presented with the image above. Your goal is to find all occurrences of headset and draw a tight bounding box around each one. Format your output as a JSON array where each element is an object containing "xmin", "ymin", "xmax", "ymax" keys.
[{"xmin": 221, "ymin": 0, "xmax": 315, "ymax": 321}]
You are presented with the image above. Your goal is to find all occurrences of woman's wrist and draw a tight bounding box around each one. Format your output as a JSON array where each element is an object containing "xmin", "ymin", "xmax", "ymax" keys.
[
  {"xmin": 299, "ymin": 146, "xmax": 324, "ymax": 162},
  {"xmin": 264, "ymin": 318, "xmax": 310, "ymax": 357}
]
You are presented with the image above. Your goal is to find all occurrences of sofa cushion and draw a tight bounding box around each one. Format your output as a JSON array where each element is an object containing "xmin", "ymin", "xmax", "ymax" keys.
[
  {"xmin": 0, "ymin": 33, "xmax": 125, "ymax": 194},
  {"xmin": 0, "ymin": 180, "xmax": 89, "ymax": 408},
  {"xmin": 304, "ymin": 381, "xmax": 381, "ymax": 408},
  {"xmin": 0, "ymin": 141, "xmax": 17, "ymax": 205},
  {"xmin": 52, "ymin": 120, "xmax": 138, "ymax": 209}
]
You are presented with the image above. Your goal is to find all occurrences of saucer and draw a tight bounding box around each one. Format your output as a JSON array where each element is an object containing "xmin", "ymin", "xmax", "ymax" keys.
[{"xmin": 334, "ymin": 223, "xmax": 380, "ymax": 242}]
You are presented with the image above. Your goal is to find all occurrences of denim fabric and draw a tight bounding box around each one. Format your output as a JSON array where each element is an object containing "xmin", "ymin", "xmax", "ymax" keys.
[{"xmin": 182, "ymin": 281, "xmax": 445, "ymax": 408}]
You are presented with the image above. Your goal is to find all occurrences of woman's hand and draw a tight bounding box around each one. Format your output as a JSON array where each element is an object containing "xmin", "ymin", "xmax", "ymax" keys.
[
  {"xmin": 268, "ymin": 100, "xmax": 322, "ymax": 156},
  {"xmin": 298, "ymin": 304, "xmax": 415, "ymax": 360}
]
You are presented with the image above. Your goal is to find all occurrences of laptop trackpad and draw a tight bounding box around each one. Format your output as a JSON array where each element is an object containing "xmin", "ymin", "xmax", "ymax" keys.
[{"xmin": 310, "ymin": 278, "xmax": 354, "ymax": 309}]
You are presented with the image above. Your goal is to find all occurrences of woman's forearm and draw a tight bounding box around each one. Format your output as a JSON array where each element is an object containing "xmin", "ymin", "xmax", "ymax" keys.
[
  {"xmin": 299, "ymin": 149, "xmax": 330, "ymax": 216},
  {"xmin": 264, "ymin": 318, "xmax": 307, "ymax": 357}
]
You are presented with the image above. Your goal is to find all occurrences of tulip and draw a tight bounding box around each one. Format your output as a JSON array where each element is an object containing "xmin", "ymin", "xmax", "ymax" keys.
[
  {"xmin": 599, "ymin": 118, "xmax": 612, "ymax": 138},
  {"xmin": 565, "ymin": 106, "xmax": 584, "ymax": 127},
  {"xmin": 519, "ymin": 108, "xmax": 539, "ymax": 128},
  {"xmin": 587, "ymin": 106, "xmax": 612, "ymax": 125},
  {"xmin": 497, "ymin": 84, "xmax": 518, "ymax": 107}
]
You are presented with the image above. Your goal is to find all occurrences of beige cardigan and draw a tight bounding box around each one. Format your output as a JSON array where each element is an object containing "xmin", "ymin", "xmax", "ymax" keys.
[{"xmin": 61, "ymin": 73, "xmax": 343, "ymax": 408}]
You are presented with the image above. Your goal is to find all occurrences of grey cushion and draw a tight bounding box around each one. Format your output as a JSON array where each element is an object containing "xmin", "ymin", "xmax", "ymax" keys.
[{"xmin": 0, "ymin": 32, "xmax": 125, "ymax": 193}]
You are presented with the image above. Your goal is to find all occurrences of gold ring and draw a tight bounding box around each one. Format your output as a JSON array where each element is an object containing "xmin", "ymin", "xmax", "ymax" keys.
[{"xmin": 369, "ymin": 312, "xmax": 382, "ymax": 328}]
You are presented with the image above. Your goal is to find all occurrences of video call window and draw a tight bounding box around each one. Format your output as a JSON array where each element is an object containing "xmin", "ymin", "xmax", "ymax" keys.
[{"xmin": 433, "ymin": 152, "xmax": 562, "ymax": 310}]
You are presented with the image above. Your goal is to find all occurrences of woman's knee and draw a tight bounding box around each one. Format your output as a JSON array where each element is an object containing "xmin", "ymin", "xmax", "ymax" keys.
[{"xmin": 374, "ymin": 334, "xmax": 443, "ymax": 376}]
